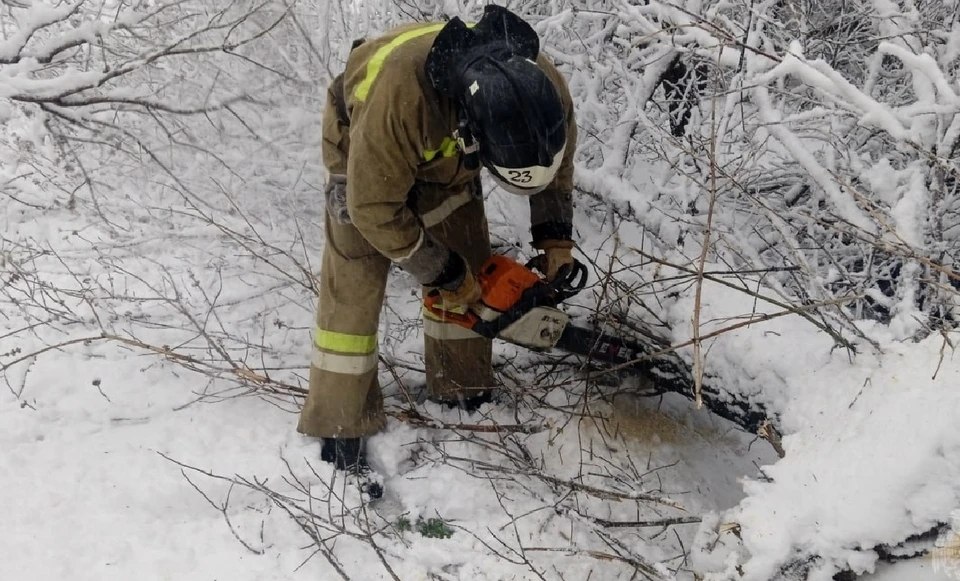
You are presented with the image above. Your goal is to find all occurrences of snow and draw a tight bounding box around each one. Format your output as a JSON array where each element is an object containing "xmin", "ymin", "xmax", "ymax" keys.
[
  {"xmin": 4, "ymin": 1, "xmax": 960, "ymax": 580},
  {"xmin": 685, "ymin": 292, "xmax": 960, "ymax": 579},
  {"xmin": 0, "ymin": 322, "xmax": 772, "ymax": 580},
  {"xmin": 0, "ymin": 3, "xmax": 82, "ymax": 62},
  {"xmin": 878, "ymin": 42, "xmax": 960, "ymax": 106}
]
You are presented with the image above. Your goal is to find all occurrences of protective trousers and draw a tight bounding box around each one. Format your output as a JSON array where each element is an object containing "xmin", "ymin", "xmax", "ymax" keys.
[{"xmin": 297, "ymin": 192, "xmax": 496, "ymax": 439}]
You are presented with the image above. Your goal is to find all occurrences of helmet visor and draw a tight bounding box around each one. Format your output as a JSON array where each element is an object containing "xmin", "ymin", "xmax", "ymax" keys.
[{"xmin": 487, "ymin": 146, "xmax": 565, "ymax": 196}]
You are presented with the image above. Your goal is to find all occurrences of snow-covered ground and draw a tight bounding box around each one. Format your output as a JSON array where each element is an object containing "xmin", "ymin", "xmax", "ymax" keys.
[
  {"xmin": 4, "ymin": 153, "xmax": 958, "ymax": 579},
  {"xmin": 0, "ymin": 167, "xmax": 777, "ymax": 579},
  {"xmin": 4, "ymin": 2, "xmax": 960, "ymax": 579}
]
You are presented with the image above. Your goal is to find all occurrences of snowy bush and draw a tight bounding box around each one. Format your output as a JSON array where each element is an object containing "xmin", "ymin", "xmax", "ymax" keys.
[
  {"xmin": 534, "ymin": 0, "xmax": 960, "ymax": 341},
  {"xmin": 0, "ymin": 0, "xmax": 323, "ymax": 335}
]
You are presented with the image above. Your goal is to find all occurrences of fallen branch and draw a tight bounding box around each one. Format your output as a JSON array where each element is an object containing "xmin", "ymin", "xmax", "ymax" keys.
[{"xmin": 575, "ymin": 292, "xmax": 863, "ymax": 438}]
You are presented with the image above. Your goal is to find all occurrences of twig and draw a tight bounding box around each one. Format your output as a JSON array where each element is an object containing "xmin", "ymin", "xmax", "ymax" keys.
[
  {"xmin": 524, "ymin": 546, "xmax": 667, "ymax": 580},
  {"xmin": 933, "ymin": 328, "xmax": 955, "ymax": 381},
  {"xmin": 592, "ymin": 294, "xmax": 863, "ymax": 380},
  {"xmin": 631, "ymin": 248, "xmax": 857, "ymax": 352},
  {"xmin": 446, "ymin": 454, "xmax": 686, "ymax": 510},
  {"xmin": 593, "ymin": 516, "xmax": 702, "ymax": 528},
  {"xmin": 757, "ymin": 420, "xmax": 785, "ymax": 458},
  {"xmin": 390, "ymin": 408, "xmax": 546, "ymax": 434},
  {"xmin": 691, "ymin": 60, "xmax": 723, "ymax": 409}
]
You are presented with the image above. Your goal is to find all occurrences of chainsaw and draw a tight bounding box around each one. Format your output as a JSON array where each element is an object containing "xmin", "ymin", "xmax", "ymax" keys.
[{"xmin": 424, "ymin": 254, "xmax": 768, "ymax": 433}]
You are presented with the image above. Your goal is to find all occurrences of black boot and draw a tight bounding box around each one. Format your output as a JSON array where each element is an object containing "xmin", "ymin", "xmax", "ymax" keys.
[
  {"xmin": 430, "ymin": 389, "xmax": 495, "ymax": 412},
  {"xmin": 321, "ymin": 437, "xmax": 365, "ymax": 470},
  {"xmin": 320, "ymin": 437, "xmax": 383, "ymax": 499},
  {"xmin": 457, "ymin": 390, "xmax": 494, "ymax": 411}
]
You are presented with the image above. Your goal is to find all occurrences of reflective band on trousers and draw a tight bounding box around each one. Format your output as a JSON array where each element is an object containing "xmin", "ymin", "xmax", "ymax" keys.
[
  {"xmin": 311, "ymin": 348, "xmax": 379, "ymax": 375},
  {"xmin": 422, "ymin": 316, "xmax": 483, "ymax": 341},
  {"xmin": 312, "ymin": 328, "xmax": 379, "ymax": 375}
]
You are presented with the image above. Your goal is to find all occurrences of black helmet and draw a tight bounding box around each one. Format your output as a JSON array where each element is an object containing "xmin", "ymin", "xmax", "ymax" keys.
[{"xmin": 426, "ymin": 6, "xmax": 566, "ymax": 195}]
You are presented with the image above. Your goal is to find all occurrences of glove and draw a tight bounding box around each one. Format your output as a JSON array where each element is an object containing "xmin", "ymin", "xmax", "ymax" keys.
[
  {"xmin": 532, "ymin": 239, "xmax": 575, "ymax": 281},
  {"xmin": 437, "ymin": 267, "xmax": 482, "ymax": 307},
  {"xmin": 324, "ymin": 175, "xmax": 350, "ymax": 224}
]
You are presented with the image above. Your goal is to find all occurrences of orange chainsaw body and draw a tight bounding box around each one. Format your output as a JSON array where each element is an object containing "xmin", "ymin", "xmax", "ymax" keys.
[
  {"xmin": 423, "ymin": 254, "xmax": 543, "ymax": 327},
  {"xmin": 477, "ymin": 254, "xmax": 542, "ymax": 312}
]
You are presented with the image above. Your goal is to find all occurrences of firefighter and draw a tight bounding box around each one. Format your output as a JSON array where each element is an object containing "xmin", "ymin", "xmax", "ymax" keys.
[{"xmin": 298, "ymin": 5, "xmax": 577, "ymax": 486}]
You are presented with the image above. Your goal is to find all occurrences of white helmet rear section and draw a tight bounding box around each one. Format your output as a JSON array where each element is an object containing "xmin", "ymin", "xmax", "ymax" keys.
[{"xmin": 488, "ymin": 146, "xmax": 565, "ymax": 196}]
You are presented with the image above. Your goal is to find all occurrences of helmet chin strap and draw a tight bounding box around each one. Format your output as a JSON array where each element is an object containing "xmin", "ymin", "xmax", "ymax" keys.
[
  {"xmin": 454, "ymin": 111, "xmax": 481, "ymax": 171},
  {"xmin": 451, "ymin": 51, "xmax": 507, "ymax": 173}
]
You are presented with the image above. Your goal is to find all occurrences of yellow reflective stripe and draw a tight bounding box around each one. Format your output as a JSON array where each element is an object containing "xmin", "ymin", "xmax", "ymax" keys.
[
  {"xmin": 314, "ymin": 328, "xmax": 377, "ymax": 355},
  {"xmin": 354, "ymin": 24, "xmax": 446, "ymax": 101},
  {"xmin": 423, "ymin": 136, "xmax": 459, "ymax": 162}
]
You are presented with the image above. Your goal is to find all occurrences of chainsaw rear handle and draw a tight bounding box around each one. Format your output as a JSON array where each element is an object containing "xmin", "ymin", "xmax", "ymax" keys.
[
  {"xmin": 424, "ymin": 257, "xmax": 588, "ymax": 340},
  {"xmin": 536, "ymin": 258, "xmax": 588, "ymax": 303}
]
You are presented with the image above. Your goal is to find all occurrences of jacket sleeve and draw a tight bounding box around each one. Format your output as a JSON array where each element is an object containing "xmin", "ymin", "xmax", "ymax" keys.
[
  {"xmin": 529, "ymin": 55, "xmax": 576, "ymax": 246},
  {"xmin": 342, "ymin": 67, "xmax": 460, "ymax": 287}
]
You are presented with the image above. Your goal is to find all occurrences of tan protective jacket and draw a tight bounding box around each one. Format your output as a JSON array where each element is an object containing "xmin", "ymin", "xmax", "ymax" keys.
[{"xmin": 322, "ymin": 22, "xmax": 576, "ymax": 267}]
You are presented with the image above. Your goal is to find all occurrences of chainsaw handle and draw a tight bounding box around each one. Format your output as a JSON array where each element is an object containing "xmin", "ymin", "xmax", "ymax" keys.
[
  {"xmin": 549, "ymin": 259, "xmax": 588, "ymax": 302},
  {"xmin": 525, "ymin": 258, "xmax": 588, "ymax": 301}
]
